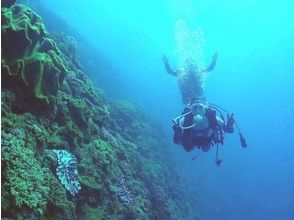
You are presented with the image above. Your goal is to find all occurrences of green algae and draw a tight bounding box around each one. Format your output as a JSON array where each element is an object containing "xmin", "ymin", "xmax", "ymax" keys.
[
  {"xmin": 1, "ymin": 131, "xmax": 49, "ymax": 217},
  {"xmin": 2, "ymin": 5, "xmax": 68, "ymax": 108},
  {"xmin": 79, "ymin": 175, "xmax": 103, "ymax": 191},
  {"xmin": 78, "ymin": 205, "xmax": 104, "ymax": 220},
  {"xmin": 45, "ymin": 174, "xmax": 76, "ymax": 220}
]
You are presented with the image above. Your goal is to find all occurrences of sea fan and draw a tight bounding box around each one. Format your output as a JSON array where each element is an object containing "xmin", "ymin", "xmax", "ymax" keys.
[
  {"xmin": 117, "ymin": 173, "xmax": 134, "ymax": 207},
  {"xmin": 53, "ymin": 150, "xmax": 81, "ymax": 196}
]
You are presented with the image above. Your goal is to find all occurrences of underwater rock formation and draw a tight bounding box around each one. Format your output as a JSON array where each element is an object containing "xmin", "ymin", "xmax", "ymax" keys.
[
  {"xmin": 1, "ymin": 4, "xmax": 200, "ymax": 220},
  {"xmin": 1, "ymin": 4, "xmax": 68, "ymax": 112},
  {"xmin": 2, "ymin": 0, "xmax": 16, "ymax": 8}
]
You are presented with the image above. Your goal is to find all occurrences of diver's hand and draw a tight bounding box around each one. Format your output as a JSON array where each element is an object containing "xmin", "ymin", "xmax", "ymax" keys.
[
  {"xmin": 205, "ymin": 52, "xmax": 218, "ymax": 72},
  {"xmin": 162, "ymin": 54, "xmax": 169, "ymax": 63},
  {"xmin": 173, "ymin": 124, "xmax": 181, "ymax": 133},
  {"xmin": 225, "ymin": 113, "xmax": 234, "ymax": 133},
  {"xmin": 227, "ymin": 113, "xmax": 235, "ymax": 126},
  {"xmin": 212, "ymin": 52, "xmax": 218, "ymax": 61}
]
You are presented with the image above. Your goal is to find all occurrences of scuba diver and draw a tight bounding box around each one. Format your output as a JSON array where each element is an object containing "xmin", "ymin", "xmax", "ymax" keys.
[
  {"xmin": 162, "ymin": 53, "xmax": 246, "ymax": 165},
  {"xmin": 162, "ymin": 53, "xmax": 218, "ymax": 105},
  {"xmin": 172, "ymin": 97, "xmax": 247, "ymax": 166}
]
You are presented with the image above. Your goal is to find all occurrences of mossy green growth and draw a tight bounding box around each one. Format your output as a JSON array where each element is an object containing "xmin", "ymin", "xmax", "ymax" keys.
[
  {"xmin": 93, "ymin": 139, "xmax": 116, "ymax": 170},
  {"xmin": 78, "ymin": 205, "xmax": 104, "ymax": 220},
  {"xmin": 67, "ymin": 98, "xmax": 89, "ymax": 129},
  {"xmin": 108, "ymin": 100, "xmax": 153, "ymax": 141},
  {"xmin": 64, "ymin": 120, "xmax": 84, "ymax": 145},
  {"xmin": 1, "ymin": 4, "xmax": 68, "ymax": 107},
  {"xmin": 1, "ymin": 5, "xmax": 47, "ymax": 60},
  {"xmin": 1, "ymin": 131, "xmax": 49, "ymax": 216},
  {"xmin": 45, "ymin": 174, "xmax": 76, "ymax": 219},
  {"xmin": 79, "ymin": 175, "xmax": 102, "ymax": 191}
]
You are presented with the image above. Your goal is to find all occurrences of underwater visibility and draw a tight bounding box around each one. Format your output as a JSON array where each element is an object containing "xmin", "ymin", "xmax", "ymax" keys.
[{"xmin": 1, "ymin": 0, "xmax": 294, "ymax": 219}]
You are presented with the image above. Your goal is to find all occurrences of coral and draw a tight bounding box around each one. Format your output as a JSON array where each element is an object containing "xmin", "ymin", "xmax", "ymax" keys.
[
  {"xmin": 1, "ymin": 4, "xmax": 201, "ymax": 219},
  {"xmin": 63, "ymin": 71, "xmax": 110, "ymax": 127},
  {"xmin": 79, "ymin": 175, "xmax": 102, "ymax": 191},
  {"xmin": 93, "ymin": 139, "xmax": 117, "ymax": 172},
  {"xmin": 78, "ymin": 205, "xmax": 104, "ymax": 220},
  {"xmin": 45, "ymin": 173, "xmax": 76, "ymax": 220},
  {"xmin": 116, "ymin": 173, "xmax": 135, "ymax": 207},
  {"xmin": 1, "ymin": 131, "xmax": 49, "ymax": 217},
  {"xmin": 1, "ymin": 89, "xmax": 16, "ymax": 117},
  {"xmin": 50, "ymin": 32, "xmax": 81, "ymax": 69},
  {"xmin": 67, "ymin": 97, "xmax": 89, "ymax": 129},
  {"xmin": 108, "ymin": 100, "xmax": 162, "ymax": 144},
  {"xmin": 53, "ymin": 149, "xmax": 81, "ymax": 196},
  {"xmin": 1, "ymin": 5, "xmax": 68, "ymax": 110},
  {"xmin": 1, "ymin": 182, "xmax": 12, "ymax": 212}
]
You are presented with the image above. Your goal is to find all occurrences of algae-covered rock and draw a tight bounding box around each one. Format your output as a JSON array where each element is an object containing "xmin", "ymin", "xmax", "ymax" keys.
[
  {"xmin": 67, "ymin": 97, "xmax": 89, "ymax": 129},
  {"xmin": 1, "ymin": 131, "xmax": 49, "ymax": 218},
  {"xmin": 1, "ymin": 3, "xmax": 200, "ymax": 220},
  {"xmin": 45, "ymin": 173, "xmax": 76, "ymax": 220},
  {"xmin": 1, "ymin": 4, "xmax": 68, "ymax": 111},
  {"xmin": 1, "ymin": 0, "xmax": 16, "ymax": 8},
  {"xmin": 78, "ymin": 205, "xmax": 104, "ymax": 220},
  {"xmin": 93, "ymin": 139, "xmax": 116, "ymax": 169},
  {"xmin": 51, "ymin": 32, "xmax": 81, "ymax": 69},
  {"xmin": 79, "ymin": 175, "xmax": 102, "ymax": 191}
]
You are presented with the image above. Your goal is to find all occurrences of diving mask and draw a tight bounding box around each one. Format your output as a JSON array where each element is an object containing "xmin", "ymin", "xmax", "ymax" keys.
[
  {"xmin": 190, "ymin": 101, "xmax": 207, "ymax": 122},
  {"xmin": 194, "ymin": 114, "xmax": 204, "ymax": 123}
]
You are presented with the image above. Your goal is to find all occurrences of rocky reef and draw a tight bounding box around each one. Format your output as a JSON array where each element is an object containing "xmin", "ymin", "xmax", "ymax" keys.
[{"xmin": 1, "ymin": 4, "xmax": 199, "ymax": 220}]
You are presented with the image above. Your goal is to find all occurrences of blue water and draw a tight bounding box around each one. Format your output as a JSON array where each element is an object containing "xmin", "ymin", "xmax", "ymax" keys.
[{"xmin": 34, "ymin": 0, "xmax": 294, "ymax": 219}]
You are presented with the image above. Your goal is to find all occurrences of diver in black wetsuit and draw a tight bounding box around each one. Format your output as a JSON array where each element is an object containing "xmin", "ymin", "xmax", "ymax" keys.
[{"xmin": 172, "ymin": 98, "xmax": 235, "ymax": 152}]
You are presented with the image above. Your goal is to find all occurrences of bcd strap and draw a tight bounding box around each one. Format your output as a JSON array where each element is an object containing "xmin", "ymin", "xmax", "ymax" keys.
[
  {"xmin": 206, "ymin": 108, "xmax": 217, "ymax": 129},
  {"xmin": 183, "ymin": 109, "xmax": 193, "ymax": 128}
]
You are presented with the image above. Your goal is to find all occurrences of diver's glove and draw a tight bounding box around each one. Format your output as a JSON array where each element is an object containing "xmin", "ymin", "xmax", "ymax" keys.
[
  {"xmin": 212, "ymin": 52, "xmax": 218, "ymax": 62},
  {"xmin": 205, "ymin": 52, "xmax": 218, "ymax": 72},
  {"xmin": 162, "ymin": 54, "xmax": 169, "ymax": 64},
  {"xmin": 225, "ymin": 113, "xmax": 235, "ymax": 133},
  {"xmin": 173, "ymin": 124, "xmax": 181, "ymax": 133}
]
